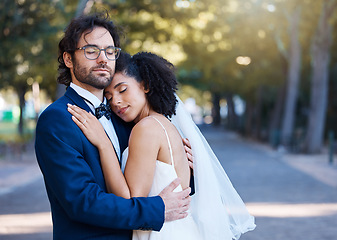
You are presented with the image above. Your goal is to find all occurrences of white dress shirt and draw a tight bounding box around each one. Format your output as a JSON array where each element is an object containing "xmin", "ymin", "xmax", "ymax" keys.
[{"xmin": 70, "ymin": 83, "xmax": 121, "ymax": 159}]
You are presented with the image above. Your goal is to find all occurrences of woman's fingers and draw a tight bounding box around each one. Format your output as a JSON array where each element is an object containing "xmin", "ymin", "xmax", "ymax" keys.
[
  {"xmin": 71, "ymin": 115, "xmax": 85, "ymax": 129},
  {"xmin": 67, "ymin": 104, "xmax": 90, "ymax": 125},
  {"xmin": 67, "ymin": 105, "xmax": 87, "ymax": 131},
  {"xmin": 182, "ymin": 138, "xmax": 194, "ymax": 170},
  {"xmin": 66, "ymin": 104, "xmax": 107, "ymax": 148}
]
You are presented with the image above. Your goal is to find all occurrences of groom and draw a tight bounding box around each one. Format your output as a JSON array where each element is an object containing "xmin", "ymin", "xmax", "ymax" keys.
[{"xmin": 35, "ymin": 13, "xmax": 191, "ymax": 240}]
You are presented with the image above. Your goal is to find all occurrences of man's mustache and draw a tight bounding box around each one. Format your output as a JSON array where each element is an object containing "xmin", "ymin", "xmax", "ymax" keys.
[{"xmin": 92, "ymin": 64, "xmax": 112, "ymax": 72}]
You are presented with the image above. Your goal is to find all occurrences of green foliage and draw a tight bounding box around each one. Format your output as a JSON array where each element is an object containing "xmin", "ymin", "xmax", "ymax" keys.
[
  {"xmin": 0, "ymin": 0, "xmax": 336, "ymax": 142},
  {"xmin": 0, "ymin": 0, "xmax": 67, "ymax": 97}
]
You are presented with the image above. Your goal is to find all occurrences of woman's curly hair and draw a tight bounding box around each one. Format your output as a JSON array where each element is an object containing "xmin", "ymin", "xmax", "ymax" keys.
[
  {"xmin": 57, "ymin": 12, "xmax": 121, "ymax": 86},
  {"xmin": 115, "ymin": 52, "xmax": 178, "ymax": 118}
]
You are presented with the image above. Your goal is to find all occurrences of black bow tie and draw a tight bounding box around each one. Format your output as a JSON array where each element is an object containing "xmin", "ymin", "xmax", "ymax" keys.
[{"xmin": 95, "ymin": 103, "xmax": 112, "ymax": 120}]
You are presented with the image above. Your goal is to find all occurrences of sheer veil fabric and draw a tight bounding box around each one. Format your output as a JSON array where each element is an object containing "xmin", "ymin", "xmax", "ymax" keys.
[{"xmin": 170, "ymin": 95, "xmax": 256, "ymax": 240}]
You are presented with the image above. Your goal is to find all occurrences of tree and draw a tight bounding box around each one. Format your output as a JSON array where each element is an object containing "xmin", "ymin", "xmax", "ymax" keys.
[
  {"xmin": 0, "ymin": 0, "xmax": 63, "ymax": 135},
  {"xmin": 65, "ymin": 0, "xmax": 337, "ymax": 149},
  {"xmin": 304, "ymin": 0, "xmax": 337, "ymax": 153},
  {"xmin": 279, "ymin": 6, "xmax": 302, "ymax": 146}
]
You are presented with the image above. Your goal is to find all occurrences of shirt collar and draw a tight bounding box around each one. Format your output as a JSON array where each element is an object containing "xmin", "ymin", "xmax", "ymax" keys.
[{"xmin": 70, "ymin": 82, "xmax": 107, "ymax": 109}]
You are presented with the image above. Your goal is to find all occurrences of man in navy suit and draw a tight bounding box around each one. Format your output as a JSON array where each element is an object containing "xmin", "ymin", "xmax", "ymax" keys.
[{"xmin": 35, "ymin": 13, "xmax": 191, "ymax": 240}]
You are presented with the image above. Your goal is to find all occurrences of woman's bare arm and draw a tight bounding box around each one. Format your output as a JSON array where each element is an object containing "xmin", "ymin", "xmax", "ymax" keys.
[
  {"xmin": 67, "ymin": 104, "xmax": 130, "ymax": 198},
  {"xmin": 124, "ymin": 118, "xmax": 160, "ymax": 197}
]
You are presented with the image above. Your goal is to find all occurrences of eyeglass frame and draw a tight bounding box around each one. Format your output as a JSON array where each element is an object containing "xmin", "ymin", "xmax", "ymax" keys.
[{"xmin": 75, "ymin": 45, "xmax": 121, "ymax": 61}]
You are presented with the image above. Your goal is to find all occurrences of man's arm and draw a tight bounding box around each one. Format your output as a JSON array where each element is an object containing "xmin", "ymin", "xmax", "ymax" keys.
[
  {"xmin": 35, "ymin": 106, "xmax": 164, "ymax": 231},
  {"xmin": 66, "ymin": 104, "xmax": 193, "ymax": 218}
]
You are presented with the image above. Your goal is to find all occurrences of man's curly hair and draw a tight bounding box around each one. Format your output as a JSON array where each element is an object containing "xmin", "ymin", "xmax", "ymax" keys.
[
  {"xmin": 57, "ymin": 12, "xmax": 121, "ymax": 86},
  {"xmin": 115, "ymin": 52, "xmax": 178, "ymax": 118}
]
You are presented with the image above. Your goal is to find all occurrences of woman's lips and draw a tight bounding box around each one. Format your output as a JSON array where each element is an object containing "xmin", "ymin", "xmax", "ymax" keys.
[{"xmin": 118, "ymin": 107, "xmax": 128, "ymax": 115}]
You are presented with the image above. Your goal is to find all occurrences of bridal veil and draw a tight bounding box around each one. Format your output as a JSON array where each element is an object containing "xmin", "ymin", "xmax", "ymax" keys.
[{"xmin": 171, "ymin": 95, "xmax": 256, "ymax": 240}]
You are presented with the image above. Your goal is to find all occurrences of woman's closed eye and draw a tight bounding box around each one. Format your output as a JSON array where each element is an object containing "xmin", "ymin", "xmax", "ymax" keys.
[{"xmin": 119, "ymin": 87, "xmax": 127, "ymax": 93}]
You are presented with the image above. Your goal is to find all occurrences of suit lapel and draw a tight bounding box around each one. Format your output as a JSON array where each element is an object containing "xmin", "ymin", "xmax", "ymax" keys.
[
  {"xmin": 64, "ymin": 87, "xmax": 123, "ymax": 160},
  {"xmin": 65, "ymin": 86, "xmax": 132, "ymax": 159},
  {"xmin": 65, "ymin": 87, "xmax": 93, "ymax": 114}
]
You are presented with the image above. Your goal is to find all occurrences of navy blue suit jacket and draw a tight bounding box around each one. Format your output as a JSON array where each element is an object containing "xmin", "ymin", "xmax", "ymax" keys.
[{"xmin": 35, "ymin": 87, "xmax": 165, "ymax": 240}]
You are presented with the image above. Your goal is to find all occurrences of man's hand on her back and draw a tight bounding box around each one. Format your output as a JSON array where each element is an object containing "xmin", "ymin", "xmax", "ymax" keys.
[{"xmin": 158, "ymin": 178, "xmax": 191, "ymax": 222}]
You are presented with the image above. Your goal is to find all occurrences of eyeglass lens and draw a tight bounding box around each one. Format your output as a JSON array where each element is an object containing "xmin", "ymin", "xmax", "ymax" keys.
[{"xmin": 84, "ymin": 46, "xmax": 120, "ymax": 60}]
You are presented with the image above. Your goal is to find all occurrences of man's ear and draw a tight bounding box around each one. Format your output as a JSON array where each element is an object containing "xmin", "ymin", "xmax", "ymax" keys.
[{"xmin": 63, "ymin": 52, "xmax": 73, "ymax": 68}]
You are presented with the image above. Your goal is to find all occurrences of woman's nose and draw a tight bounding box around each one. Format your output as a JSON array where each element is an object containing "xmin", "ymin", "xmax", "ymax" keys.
[{"xmin": 112, "ymin": 96, "xmax": 121, "ymax": 106}]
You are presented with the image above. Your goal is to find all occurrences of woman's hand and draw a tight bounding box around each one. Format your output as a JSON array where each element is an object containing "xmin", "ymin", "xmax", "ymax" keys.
[
  {"xmin": 67, "ymin": 104, "xmax": 109, "ymax": 149},
  {"xmin": 182, "ymin": 138, "xmax": 193, "ymax": 170}
]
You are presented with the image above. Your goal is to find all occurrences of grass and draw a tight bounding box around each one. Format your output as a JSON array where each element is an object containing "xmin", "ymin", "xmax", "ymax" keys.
[{"xmin": 0, "ymin": 120, "xmax": 35, "ymax": 143}]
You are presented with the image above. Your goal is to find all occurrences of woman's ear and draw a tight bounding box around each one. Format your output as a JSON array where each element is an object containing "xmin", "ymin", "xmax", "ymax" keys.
[
  {"xmin": 142, "ymin": 82, "xmax": 150, "ymax": 93},
  {"xmin": 63, "ymin": 52, "xmax": 73, "ymax": 68}
]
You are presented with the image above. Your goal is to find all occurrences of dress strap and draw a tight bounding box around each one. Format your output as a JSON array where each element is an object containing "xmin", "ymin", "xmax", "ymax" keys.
[{"xmin": 149, "ymin": 116, "xmax": 174, "ymax": 167}]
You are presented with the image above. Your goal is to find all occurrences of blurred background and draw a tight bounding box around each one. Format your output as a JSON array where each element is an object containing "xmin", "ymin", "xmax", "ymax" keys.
[
  {"xmin": 1, "ymin": 1, "xmax": 337, "ymax": 239},
  {"xmin": 0, "ymin": 0, "xmax": 337, "ymax": 153},
  {"xmin": 1, "ymin": 0, "xmax": 337, "ymax": 154}
]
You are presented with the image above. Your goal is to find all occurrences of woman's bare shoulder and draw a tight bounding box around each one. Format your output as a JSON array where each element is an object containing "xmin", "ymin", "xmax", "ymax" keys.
[{"xmin": 129, "ymin": 116, "xmax": 163, "ymax": 141}]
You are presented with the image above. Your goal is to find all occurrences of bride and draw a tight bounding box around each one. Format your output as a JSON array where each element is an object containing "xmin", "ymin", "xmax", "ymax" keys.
[{"xmin": 68, "ymin": 51, "xmax": 255, "ymax": 239}]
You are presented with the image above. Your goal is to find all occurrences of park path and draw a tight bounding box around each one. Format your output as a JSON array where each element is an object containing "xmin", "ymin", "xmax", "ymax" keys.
[
  {"xmin": 0, "ymin": 125, "xmax": 337, "ymax": 239},
  {"xmin": 201, "ymin": 125, "xmax": 337, "ymax": 240}
]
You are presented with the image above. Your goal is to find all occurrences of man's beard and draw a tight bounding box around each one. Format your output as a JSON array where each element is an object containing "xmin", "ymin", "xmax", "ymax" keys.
[{"xmin": 73, "ymin": 61, "xmax": 113, "ymax": 90}]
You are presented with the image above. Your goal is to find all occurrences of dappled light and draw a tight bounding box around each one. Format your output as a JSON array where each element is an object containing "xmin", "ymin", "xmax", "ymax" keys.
[
  {"xmin": 16, "ymin": 62, "xmax": 30, "ymax": 76},
  {"xmin": 236, "ymin": 56, "xmax": 252, "ymax": 66},
  {"xmin": 0, "ymin": 212, "xmax": 52, "ymax": 235},
  {"xmin": 264, "ymin": 3, "xmax": 276, "ymax": 12},
  {"xmin": 247, "ymin": 203, "xmax": 337, "ymax": 218},
  {"xmin": 176, "ymin": 0, "xmax": 191, "ymax": 9}
]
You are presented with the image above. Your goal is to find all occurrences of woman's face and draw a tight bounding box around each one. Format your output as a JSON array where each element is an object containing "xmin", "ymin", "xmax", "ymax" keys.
[{"xmin": 105, "ymin": 72, "xmax": 149, "ymax": 123}]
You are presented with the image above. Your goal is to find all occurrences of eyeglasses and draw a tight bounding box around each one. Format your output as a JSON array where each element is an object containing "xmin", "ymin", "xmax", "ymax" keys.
[{"xmin": 75, "ymin": 45, "xmax": 121, "ymax": 61}]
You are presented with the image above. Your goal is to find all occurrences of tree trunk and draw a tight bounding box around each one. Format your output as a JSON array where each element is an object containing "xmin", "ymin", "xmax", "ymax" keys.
[
  {"xmin": 280, "ymin": 7, "xmax": 302, "ymax": 147},
  {"xmin": 17, "ymin": 86, "xmax": 27, "ymax": 136},
  {"xmin": 269, "ymin": 55, "xmax": 287, "ymax": 147},
  {"xmin": 244, "ymin": 102, "xmax": 254, "ymax": 136},
  {"xmin": 254, "ymin": 86, "xmax": 263, "ymax": 139},
  {"xmin": 212, "ymin": 93, "xmax": 221, "ymax": 126},
  {"xmin": 32, "ymin": 81, "xmax": 40, "ymax": 122},
  {"xmin": 305, "ymin": 1, "xmax": 336, "ymax": 153},
  {"xmin": 226, "ymin": 93, "xmax": 238, "ymax": 130},
  {"xmin": 268, "ymin": 84, "xmax": 286, "ymax": 147},
  {"xmin": 75, "ymin": 0, "xmax": 92, "ymax": 16},
  {"xmin": 55, "ymin": 0, "xmax": 92, "ymax": 99}
]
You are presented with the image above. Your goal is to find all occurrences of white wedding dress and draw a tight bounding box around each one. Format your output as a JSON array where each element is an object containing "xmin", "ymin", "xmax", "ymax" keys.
[
  {"xmin": 121, "ymin": 116, "xmax": 203, "ymax": 240},
  {"xmin": 121, "ymin": 96, "xmax": 256, "ymax": 240}
]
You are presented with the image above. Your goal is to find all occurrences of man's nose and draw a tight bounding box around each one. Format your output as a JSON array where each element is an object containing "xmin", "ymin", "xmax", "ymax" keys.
[{"xmin": 96, "ymin": 50, "xmax": 108, "ymax": 64}]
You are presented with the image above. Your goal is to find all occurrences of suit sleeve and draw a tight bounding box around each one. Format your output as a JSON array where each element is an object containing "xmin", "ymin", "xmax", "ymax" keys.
[{"xmin": 35, "ymin": 105, "xmax": 164, "ymax": 231}]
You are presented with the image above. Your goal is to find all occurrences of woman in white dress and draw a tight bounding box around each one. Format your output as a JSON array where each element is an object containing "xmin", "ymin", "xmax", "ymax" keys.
[{"xmin": 68, "ymin": 51, "xmax": 255, "ymax": 239}]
